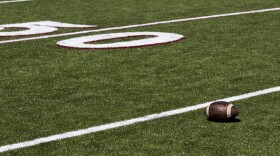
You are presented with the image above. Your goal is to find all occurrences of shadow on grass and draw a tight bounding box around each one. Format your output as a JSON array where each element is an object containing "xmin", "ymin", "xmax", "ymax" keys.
[{"xmin": 207, "ymin": 118, "xmax": 241, "ymax": 123}]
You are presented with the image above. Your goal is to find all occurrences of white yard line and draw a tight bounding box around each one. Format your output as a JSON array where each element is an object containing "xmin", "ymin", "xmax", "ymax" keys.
[
  {"xmin": 0, "ymin": 0, "xmax": 31, "ymax": 4},
  {"xmin": 0, "ymin": 7, "xmax": 280, "ymax": 45},
  {"xmin": 1, "ymin": 86, "xmax": 280, "ymax": 153}
]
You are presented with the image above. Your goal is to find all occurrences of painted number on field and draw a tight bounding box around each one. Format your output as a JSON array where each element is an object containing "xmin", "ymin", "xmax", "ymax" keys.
[
  {"xmin": 57, "ymin": 32, "xmax": 184, "ymax": 49},
  {"xmin": 0, "ymin": 21, "xmax": 97, "ymax": 37},
  {"xmin": 0, "ymin": 21, "xmax": 184, "ymax": 49}
]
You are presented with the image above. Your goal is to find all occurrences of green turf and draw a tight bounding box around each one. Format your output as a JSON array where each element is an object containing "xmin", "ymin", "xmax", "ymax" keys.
[{"xmin": 0, "ymin": 0, "xmax": 280, "ymax": 155}]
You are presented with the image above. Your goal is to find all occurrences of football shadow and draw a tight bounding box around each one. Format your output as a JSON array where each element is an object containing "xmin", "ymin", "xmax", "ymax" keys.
[{"xmin": 208, "ymin": 118, "xmax": 241, "ymax": 123}]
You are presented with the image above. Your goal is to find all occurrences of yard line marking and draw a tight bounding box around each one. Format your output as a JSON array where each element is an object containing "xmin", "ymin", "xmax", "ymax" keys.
[
  {"xmin": 0, "ymin": 0, "xmax": 31, "ymax": 4},
  {"xmin": 0, "ymin": 7, "xmax": 280, "ymax": 45},
  {"xmin": 1, "ymin": 86, "xmax": 280, "ymax": 153}
]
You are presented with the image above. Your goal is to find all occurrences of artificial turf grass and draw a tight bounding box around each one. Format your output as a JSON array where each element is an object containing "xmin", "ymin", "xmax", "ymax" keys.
[
  {"xmin": 1, "ymin": 0, "xmax": 280, "ymax": 155},
  {"xmin": 4, "ymin": 92, "xmax": 280, "ymax": 156},
  {"xmin": 1, "ymin": 17, "xmax": 280, "ymax": 141}
]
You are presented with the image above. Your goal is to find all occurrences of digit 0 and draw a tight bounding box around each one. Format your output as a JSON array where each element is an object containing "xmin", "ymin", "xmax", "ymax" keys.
[{"xmin": 57, "ymin": 32, "xmax": 184, "ymax": 49}]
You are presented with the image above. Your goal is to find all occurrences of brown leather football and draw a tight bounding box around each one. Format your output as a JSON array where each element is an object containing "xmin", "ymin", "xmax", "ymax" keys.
[{"xmin": 205, "ymin": 101, "xmax": 239, "ymax": 121}]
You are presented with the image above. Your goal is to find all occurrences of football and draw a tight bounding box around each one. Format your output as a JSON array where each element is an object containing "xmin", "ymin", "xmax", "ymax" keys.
[{"xmin": 205, "ymin": 101, "xmax": 239, "ymax": 121}]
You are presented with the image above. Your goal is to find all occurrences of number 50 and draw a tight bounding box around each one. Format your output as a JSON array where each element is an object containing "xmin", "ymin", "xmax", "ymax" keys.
[{"xmin": 0, "ymin": 21, "xmax": 184, "ymax": 49}]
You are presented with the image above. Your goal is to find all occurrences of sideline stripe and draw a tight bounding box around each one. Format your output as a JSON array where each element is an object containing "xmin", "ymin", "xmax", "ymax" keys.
[
  {"xmin": 1, "ymin": 86, "xmax": 280, "ymax": 153},
  {"xmin": 0, "ymin": 7, "xmax": 280, "ymax": 44},
  {"xmin": 0, "ymin": 0, "xmax": 31, "ymax": 4}
]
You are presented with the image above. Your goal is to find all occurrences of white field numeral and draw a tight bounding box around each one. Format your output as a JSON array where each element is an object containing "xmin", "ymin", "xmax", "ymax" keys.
[
  {"xmin": 57, "ymin": 32, "xmax": 184, "ymax": 49},
  {"xmin": 0, "ymin": 21, "xmax": 184, "ymax": 49},
  {"xmin": 0, "ymin": 21, "xmax": 97, "ymax": 37}
]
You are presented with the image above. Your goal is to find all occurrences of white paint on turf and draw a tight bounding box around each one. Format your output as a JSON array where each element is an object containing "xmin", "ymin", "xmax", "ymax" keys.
[
  {"xmin": 57, "ymin": 32, "xmax": 184, "ymax": 49},
  {"xmin": 0, "ymin": 21, "xmax": 97, "ymax": 37},
  {"xmin": 0, "ymin": 7, "xmax": 280, "ymax": 44},
  {"xmin": 0, "ymin": 86, "xmax": 280, "ymax": 153},
  {"xmin": 0, "ymin": 0, "xmax": 31, "ymax": 4}
]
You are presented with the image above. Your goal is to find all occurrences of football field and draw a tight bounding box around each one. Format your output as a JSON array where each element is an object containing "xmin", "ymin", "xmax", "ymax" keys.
[{"xmin": 0, "ymin": 0, "xmax": 280, "ymax": 155}]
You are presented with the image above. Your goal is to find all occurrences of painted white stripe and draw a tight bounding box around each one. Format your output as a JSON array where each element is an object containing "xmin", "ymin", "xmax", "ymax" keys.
[
  {"xmin": 226, "ymin": 104, "xmax": 234, "ymax": 118},
  {"xmin": 0, "ymin": 0, "xmax": 31, "ymax": 4},
  {"xmin": 206, "ymin": 105, "xmax": 210, "ymax": 117},
  {"xmin": 0, "ymin": 7, "xmax": 280, "ymax": 45},
  {"xmin": 1, "ymin": 86, "xmax": 280, "ymax": 153}
]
